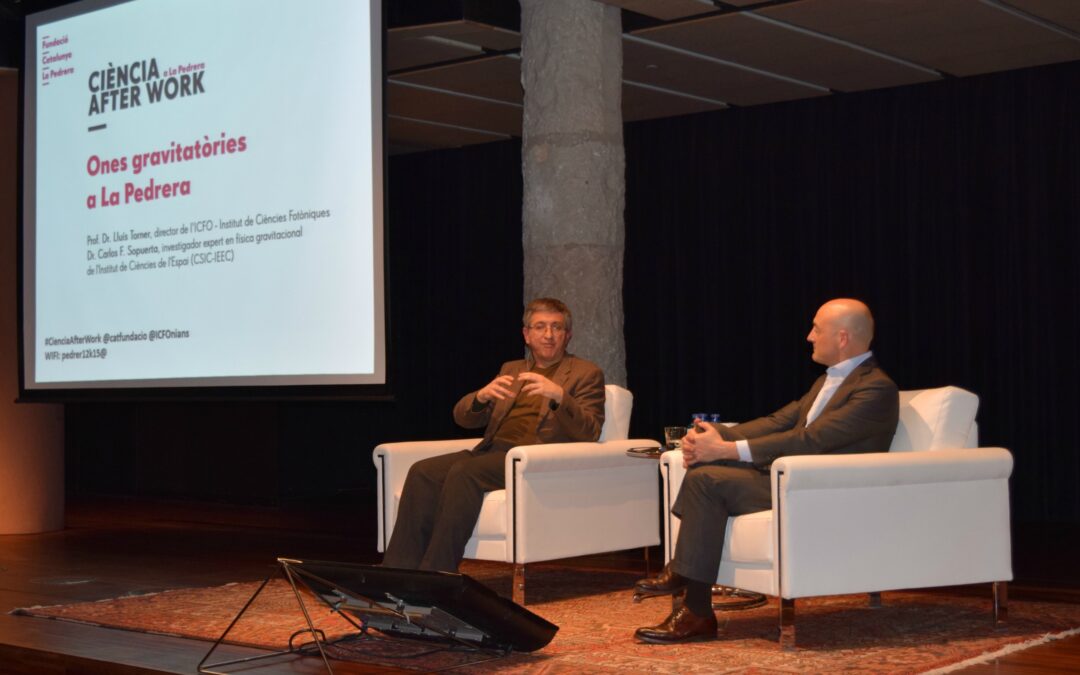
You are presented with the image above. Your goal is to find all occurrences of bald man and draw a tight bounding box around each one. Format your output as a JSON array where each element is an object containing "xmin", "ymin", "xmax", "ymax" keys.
[{"xmin": 634, "ymin": 299, "xmax": 899, "ymax": 644}]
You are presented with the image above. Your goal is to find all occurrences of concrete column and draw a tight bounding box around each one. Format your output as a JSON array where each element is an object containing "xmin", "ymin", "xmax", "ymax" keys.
[
  {"xmin": 520, "ymin": 0, "xmax": 626, "ymax": 386},
  {"xmin": 0, "ymin": 69, "xmax": 65, "ymax": 534}
]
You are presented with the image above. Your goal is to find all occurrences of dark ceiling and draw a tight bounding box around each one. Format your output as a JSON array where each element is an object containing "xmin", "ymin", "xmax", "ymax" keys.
[
  {"xmin": 385, "ymin": 0, "xmax": 1080, "ymax": 152},
  {"xmin": 4, "ymin": 1, "xmax": 1080, "ymax": 155}
]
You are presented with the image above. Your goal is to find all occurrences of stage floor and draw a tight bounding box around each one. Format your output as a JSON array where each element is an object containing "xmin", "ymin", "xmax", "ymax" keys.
[
  {"xmin": 0, "ymin": 497, "xmax": 1077, "ymax": 674},
  {"xmin": 0, "ymin": 496, "xmax": 394, "ymax": 674}
]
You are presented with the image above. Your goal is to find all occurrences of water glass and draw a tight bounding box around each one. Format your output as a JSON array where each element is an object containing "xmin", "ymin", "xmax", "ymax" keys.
[{"xmin": 664, "ymin": 426, "xmax": 688, "ymax": 450}]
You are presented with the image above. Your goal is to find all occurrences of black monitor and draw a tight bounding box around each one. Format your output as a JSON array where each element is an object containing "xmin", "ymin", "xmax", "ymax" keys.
[{"xmin": 287, "ymin": 559, "xmax": 558, "ymax": 653}]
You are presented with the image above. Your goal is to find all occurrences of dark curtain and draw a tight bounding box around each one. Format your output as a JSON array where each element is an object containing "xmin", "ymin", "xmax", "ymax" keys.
[{"xmin": 624, "ymin": 60, "xmax": 1080, "ymax": 523}]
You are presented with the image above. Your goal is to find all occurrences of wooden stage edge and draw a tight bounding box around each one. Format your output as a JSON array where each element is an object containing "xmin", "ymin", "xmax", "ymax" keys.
[{"xmin": 0, "ymin": 612, "xmax": 396, "ymax": 675}]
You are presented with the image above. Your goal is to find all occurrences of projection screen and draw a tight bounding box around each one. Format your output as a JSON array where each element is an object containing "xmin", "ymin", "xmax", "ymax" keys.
[{"xmin": 20, "ymin": 0, "xmax": 386, "ymax": 398}]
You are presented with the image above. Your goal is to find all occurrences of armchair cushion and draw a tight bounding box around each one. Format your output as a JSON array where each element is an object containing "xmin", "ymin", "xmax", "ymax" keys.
[
  {"xmin": 599, "ymin": 384, "xmax": 632, "ymax": 441},
  {"xmin": 726, "ymin": 509, "xmax": 773, "ymax": 565},
  {"xmin": 891, "ymin": 386, "xmax": 979, "ymax": 451},
  {"xmin": 475, "ymin": 491, "xmax": 507, "ymax": 538}
]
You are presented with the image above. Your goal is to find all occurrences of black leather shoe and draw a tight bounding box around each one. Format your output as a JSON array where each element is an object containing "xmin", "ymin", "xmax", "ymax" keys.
[
  {"xmin": 634, "ymin": 564, "xmax": 688, "ymax": 598},
  {"xmin": 634, "ymin": 605, "xmax": 718, "ymax": 644}
]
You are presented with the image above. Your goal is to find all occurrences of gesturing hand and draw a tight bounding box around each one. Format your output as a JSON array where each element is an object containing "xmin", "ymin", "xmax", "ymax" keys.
[
  {"xmin": 476, "ymin": 375, "xmax": 515, "ymax": 404},
  {"xmin": 517, "ymin": 372, "xmax": 564, "ymax": 405}
]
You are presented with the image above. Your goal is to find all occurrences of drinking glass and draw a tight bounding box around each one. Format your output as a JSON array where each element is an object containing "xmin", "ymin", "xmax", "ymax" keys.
[{"xmin": 664, "ymin": 426, "xmax": 688, "ymax": 450}]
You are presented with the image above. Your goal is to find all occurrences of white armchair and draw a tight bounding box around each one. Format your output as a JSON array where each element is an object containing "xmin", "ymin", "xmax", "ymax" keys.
[
  {"xmin": 374, "ymin": 384, "xmax": 661, "ymax": 604},
  {"xmin": 660, "ymin": 386, "xmax": 1013, "ymax": 648}
]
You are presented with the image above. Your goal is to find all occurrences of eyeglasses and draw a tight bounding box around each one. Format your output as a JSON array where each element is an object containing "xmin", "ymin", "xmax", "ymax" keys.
[{"xmin": 527, "ymin": 322, "xmax": 567, "ymax": 334}]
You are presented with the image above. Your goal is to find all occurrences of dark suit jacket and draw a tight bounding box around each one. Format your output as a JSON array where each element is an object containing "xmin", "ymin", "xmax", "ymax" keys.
[
  {"xmin": 452, "ymin": 354, "xmax": 606, "ymax": 449},
  {"xmin": 714, "ymin": 356, "xmax": 899, "ymax": 471}
]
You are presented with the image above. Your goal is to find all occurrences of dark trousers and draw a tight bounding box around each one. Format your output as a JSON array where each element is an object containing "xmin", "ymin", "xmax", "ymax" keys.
[
  {"xmin": 669, "ymin": 461, "xmax": 772, "ymax": 584},
  {"xmin": 381, "ymin": 448, "xmax": 506, "ymax": 572}
]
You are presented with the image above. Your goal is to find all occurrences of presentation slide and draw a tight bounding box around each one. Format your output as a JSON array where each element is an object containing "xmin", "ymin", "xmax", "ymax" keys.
[{"xmin": 22, "ymin": 0, "xmax": 385, "ymax": 393}]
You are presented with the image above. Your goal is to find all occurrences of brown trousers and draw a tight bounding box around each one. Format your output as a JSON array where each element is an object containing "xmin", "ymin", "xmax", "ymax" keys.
[{"xmin": 381, "ymin": 448, "xmax": 506, "ymax": 572}]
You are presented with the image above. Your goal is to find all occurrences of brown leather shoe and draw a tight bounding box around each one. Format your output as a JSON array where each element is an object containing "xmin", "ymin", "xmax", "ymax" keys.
[
  {"xmin": 634, "ymin": 564, "xmax": 688, "ymax": 598},
  {"xmin": 634, "ymin": 605, "xmax": 718, "ymax": 644}
]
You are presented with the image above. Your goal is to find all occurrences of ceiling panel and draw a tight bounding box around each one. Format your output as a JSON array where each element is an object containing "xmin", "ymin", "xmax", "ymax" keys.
[
  {"xmin": 388, "ymin": 20, "xmax": 521, "ymax": 73},
  {"xmin": 633, "ymin": 12, "xmax": 939, "ymax": 92},
  {"xmin": 596, "ymin": 0, "xmax": 718, "ymax": 21},
  {"xmin": 394, "ymin": 55, "xmax": 523, "ymax": 104},
  {"xmin": 623, "ymin": 81, "xmax": 726, "ymax": 122},
  {"xmin": 387, "ymin": 80, "xmax": 522, "ymax": 137},
  {"xmin": 388, "ymin": 35, "xmax": 480, "ymax": 73},
  {"xmin": 1006, "ymin": 0, "xmax": 1080, "ymax": 33},
  {"xmin": 762, "ymin": 0, "xmax": 1080, "ymax": 77},
  {"xmin": 423, "ymin": 20, "xmax": 520, "ymax": 51},
  {"xmin": 624, "ymin": 35, "xmax": 830, "ymax": 106},
  {"xmin": 388, "ymin": 116, "xmax": 511, "ymax": 153}
]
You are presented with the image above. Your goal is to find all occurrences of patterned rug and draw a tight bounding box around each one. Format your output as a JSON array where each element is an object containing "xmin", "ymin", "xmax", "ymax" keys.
[{"xmin": 13, "ymin": 561, "xmax": 1080, "ymax": 673}]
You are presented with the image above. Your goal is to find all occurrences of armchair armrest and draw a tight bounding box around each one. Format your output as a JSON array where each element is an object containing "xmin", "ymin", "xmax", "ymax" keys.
[
  {"xmin": 507, "ymin": 438, "xmax": 667, "ymax": 473},
  {"xmin": 374, "ymin": 438, "xmax": 484, "ymax": 463},
  {"xmin": 772, "ymin": 447, "xmax": 1014, "ymax": 598},
  {"xmin": 658, "ymin": 449, "xmax": 686, "ymax": 563},
  {"xmin": 503, "ymin": 438, "xmax": 662, "ymax": 563},
  {"xmin": 659, "ymin": 448, "xmax": 685, "ymax": 473},
  {"xmin": 773, "ymin": 447, "xmax": 1013, "ymax": 490},
  {"xmin": 372, "ymin": 439, "xmax": 482, "ymax": 552}
]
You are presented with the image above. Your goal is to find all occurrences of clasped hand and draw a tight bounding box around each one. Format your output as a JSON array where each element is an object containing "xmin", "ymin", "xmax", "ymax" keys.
[
  {"xmin": 681, "ymin": 420, "xmax": 738, "ymax": 467},
  {"xmin": 476, "ymin": 372, "xmax": 564, "ymax": 405}
]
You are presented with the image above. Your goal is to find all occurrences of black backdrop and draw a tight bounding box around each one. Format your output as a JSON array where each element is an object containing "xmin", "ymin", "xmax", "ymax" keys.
[
  {"xmin": 623, "ymin": 59, "xmax": 1079, "ymax": 524},
  {"xmin": 65, "ymin": 59, "xmax": 1079, "ymax": 524}
]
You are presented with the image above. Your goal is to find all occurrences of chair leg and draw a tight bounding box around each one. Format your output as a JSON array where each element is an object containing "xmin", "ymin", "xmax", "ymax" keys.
[
  {"xmin": 993, "ymin": 581, "xmax": 1008, "ymax": 630},
  {"xmin": 643, "ymin": 546, "xmax": 652, "ymax": 576},
  {"xmin": 779, "ymin": 598, "xmax": 795, "ymax": 651},
  {"xmin": 868, "ymin": 592, "xmax": 882, "ymax": 608},
  {"xmin": 513, "ymin": 563, "xmax": 526, "ymax": 606}
]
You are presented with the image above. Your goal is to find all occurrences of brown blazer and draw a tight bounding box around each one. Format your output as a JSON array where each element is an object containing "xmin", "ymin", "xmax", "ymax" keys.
[
  {"xmin": 714, "ymin": 356, "xmax": 899, "ymax": 471},
  {"xmin": 453, "ymin": 354, "xmax": 606, "ymax": 450}
]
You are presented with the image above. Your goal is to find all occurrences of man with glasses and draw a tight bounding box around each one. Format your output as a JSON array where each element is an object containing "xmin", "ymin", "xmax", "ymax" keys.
[{"xmin": 382, "ymin": 297, "xmax": 606, "ymax": 573}]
